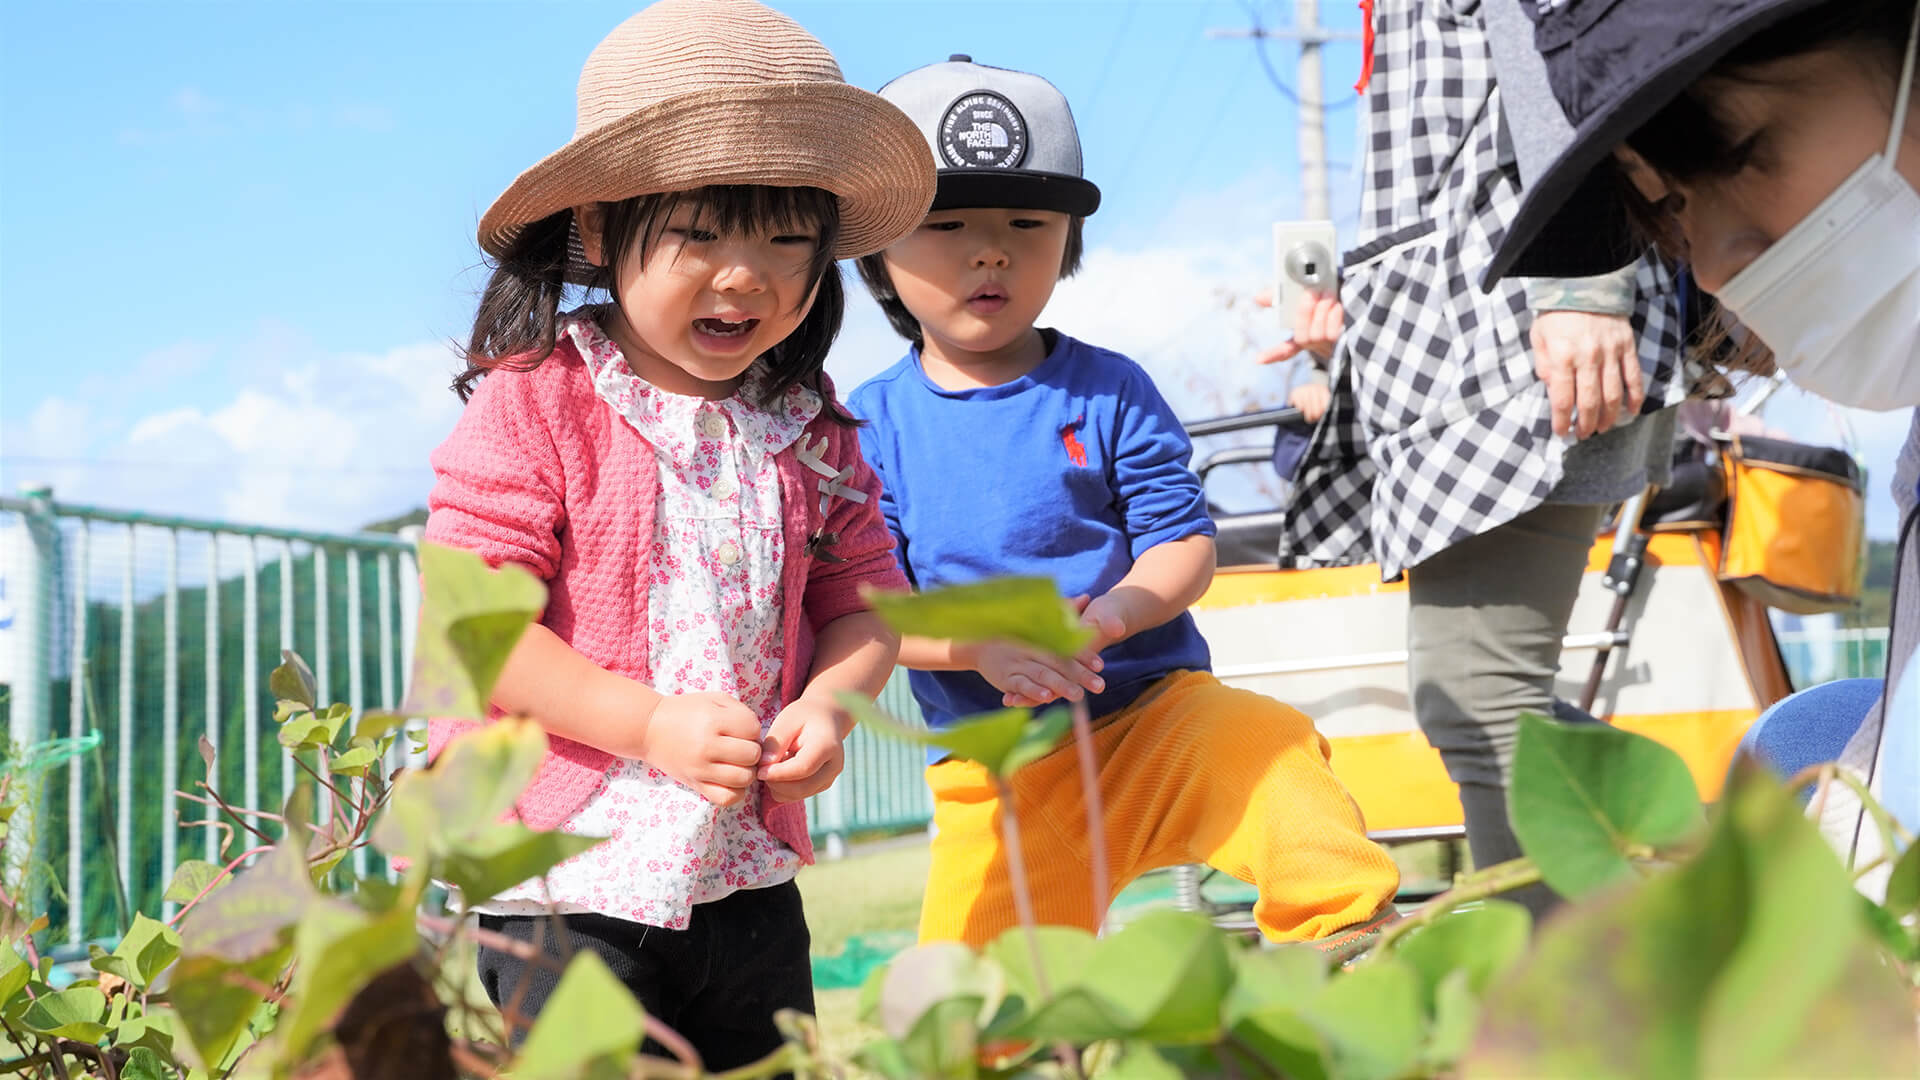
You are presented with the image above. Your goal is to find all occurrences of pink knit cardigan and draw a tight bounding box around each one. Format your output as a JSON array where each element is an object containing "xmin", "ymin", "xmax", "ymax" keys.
[{"xmin": 421, "ymin": 336, "xmax": 906, "ymax": 865}]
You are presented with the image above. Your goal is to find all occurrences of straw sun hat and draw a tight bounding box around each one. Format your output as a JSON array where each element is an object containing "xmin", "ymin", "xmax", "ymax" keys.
[{"xmin": 477, "ymin": 0, "xmax": 935, "ymax": 278}]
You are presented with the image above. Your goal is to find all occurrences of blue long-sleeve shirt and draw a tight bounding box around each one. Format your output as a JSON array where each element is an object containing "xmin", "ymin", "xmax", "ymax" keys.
[{"xmin": 848, "ymin": 331, "xmax": 1215, "ymax": 737}]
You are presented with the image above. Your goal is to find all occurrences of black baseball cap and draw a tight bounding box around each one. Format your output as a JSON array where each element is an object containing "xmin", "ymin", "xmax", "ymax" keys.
[
  {"xmin": 1485, "ymin": 0, "xmax": 1830, "ymax": 287},
  {"xmin": 877, "ymin": 55, "xmax": 1102, "ymax": 217}
]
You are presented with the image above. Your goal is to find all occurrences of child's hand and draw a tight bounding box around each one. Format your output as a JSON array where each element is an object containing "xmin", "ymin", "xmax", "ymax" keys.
[
  {"xmin": 641, "ymin": 692, "xmax": 765, "ymax": 807},
  {"xmin": 1077, "ymin": 593, "xmax": 1130, "ymax": 657},
  {"xmin": 758, "ymin": 696, "xmax": 850, "ymax": 803},
  {"xmin": 1287, "ymin": 382, "xmax": 1332, "ymax": 423},
  {"xmin": 976, "ymin": 637, "xmax": 1106, "ymax": 709}
]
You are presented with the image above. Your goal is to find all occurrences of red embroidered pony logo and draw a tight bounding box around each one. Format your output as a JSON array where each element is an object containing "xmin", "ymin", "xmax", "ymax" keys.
[{"xmin": 1062, "ymin": 416, "xmax": 1088, "ymax": 467}]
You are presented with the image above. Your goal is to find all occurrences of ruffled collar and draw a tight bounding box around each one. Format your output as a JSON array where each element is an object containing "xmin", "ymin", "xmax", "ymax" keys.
[{"xmin": 563, "ymin": 307, "xmax": 821, "ymax": 466}]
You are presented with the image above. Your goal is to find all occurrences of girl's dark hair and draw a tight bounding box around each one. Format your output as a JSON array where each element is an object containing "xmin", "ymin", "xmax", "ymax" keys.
[
  {"xmin": 853, "ymin": 215, "xmax": 1087, "ymax": 346},
  {"xmin": 456, "ymin": 184, "xmax": 853, "ymax": 424},
  {"xmin": 1618, "ymin": 0, "xmax": 1916, "ymax": 372}
]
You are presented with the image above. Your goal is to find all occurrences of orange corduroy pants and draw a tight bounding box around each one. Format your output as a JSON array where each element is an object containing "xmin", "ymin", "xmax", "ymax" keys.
[{"xmin": 917, "ymin": 670, "xmax": 1400, "ymax": 946}]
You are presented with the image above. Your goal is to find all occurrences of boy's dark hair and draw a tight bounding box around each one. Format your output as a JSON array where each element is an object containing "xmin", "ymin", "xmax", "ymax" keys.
[
  {"xmin": 456, "ymin": 184, "xmax": 853, "ymax": 424},
  {"xmin": 853, "ymin": 215, "xmax": 1086, "ymax": 345}
]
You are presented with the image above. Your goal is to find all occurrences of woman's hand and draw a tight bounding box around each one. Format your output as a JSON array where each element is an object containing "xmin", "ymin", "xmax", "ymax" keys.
[
  {"xmin": 1531, "ymin": 310, "xmax": 1645, "ymax": 438},
  {"xmin": 1256, "ymin": 289, "xmax": 1345, "ymax": 365}
]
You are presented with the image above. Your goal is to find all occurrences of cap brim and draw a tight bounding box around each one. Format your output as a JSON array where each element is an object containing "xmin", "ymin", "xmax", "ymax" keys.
[
  {"xmin": 1483, "ymin": 0, "xmax": 1828, "ymax": 288},
  {"xmin": 479, "ymin": 81, "xmax": 936, "ymax": 273},
  {"xmin": 932, "ymin": 169, "xmax": 1101, "ymax": 216}
]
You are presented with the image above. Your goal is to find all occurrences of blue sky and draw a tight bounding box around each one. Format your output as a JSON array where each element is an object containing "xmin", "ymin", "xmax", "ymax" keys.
[{"xmin": 0, "ymin": 0, "xmax": 1905, "ymax": 538}]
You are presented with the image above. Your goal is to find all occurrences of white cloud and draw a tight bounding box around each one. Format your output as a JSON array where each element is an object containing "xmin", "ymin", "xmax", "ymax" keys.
[
  {"xmin": 172, "ymin": 87, "xmax": 221, "ymax": 117},
  {"xmin": 126, "ymin": 407, "xmax": 206, "ymax": 445},
  {"xmin": 117, "ymin": 88, "xmax": 395, "ymax": 145},
  {"xmin": 12, "ymin": 340, "xmax": 464, "ymax": 534}
]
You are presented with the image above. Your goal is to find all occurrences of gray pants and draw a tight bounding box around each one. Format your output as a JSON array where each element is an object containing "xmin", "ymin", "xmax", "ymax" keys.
[{"xmin": 1406, "ymin": 501, "xmax": 1605, "ymax": 916}]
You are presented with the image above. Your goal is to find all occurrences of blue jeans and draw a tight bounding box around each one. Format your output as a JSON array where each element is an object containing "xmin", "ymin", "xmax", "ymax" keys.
[{"xmin": 1738, "ymin": 678, "xmax": 1880, "ymax": 802}]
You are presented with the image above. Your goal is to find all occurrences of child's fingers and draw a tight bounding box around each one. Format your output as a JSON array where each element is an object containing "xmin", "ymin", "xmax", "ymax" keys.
[
  {"xmin": 766, "ymin": 772, "xmax": 834, "ymax": 803},
  {"xmin": 760, "ymin": 738, "xmax": 833, "ymax": 783},
  {"xmin": 764, "ymin": 742, "xmax": 844, "ymax": 802},
  {"xmin": 1005, "ymin": 671, "xmax": 1069, "ymax": 705},
  {"xmin": 694, "ymin": 759, "xmax": 757, "ymax": 792},
  {"xmin": 760, "ymin": 709, "xmax": 806, "ymax": 765},
  {"xmin": 696, "ymin": 778, "xmax": 751, "ymax": 807},
  {"xmin": 1026, "ymin": 663, "xmax": 1084, "ymax": 702},
  {"xmin": 1045, "ymin": 654, "xmax": 1105, "ymax": 695},
  {"xmin": 708, "ymin": 734, "xmax": 765, "ymax": 769}
]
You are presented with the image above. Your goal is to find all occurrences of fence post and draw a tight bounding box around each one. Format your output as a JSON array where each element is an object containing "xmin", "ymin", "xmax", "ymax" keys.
[
  {"xmin": 8, "ymin": 486, "xmax": 58, "ymax": 906},
  {"xmin": 396, "ymin": 527, "xmax": 424, "ymax": 774},
  {"xmin": 815, "ymin": 732, "xmax": 851, "ymax": 861}
]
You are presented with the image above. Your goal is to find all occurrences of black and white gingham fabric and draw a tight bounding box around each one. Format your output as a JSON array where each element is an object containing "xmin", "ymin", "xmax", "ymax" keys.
[{"xmin": 1279, "ymin": 0, "xmax": 1686, "ymax": 579}]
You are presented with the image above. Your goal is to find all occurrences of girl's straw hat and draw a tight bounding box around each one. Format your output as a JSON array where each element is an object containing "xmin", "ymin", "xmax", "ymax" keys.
[{"xmin": 478, "ymin": 0, "xmax": 935, "ymax": 274}]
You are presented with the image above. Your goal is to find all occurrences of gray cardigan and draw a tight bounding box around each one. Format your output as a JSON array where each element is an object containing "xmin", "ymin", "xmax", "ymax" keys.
[{"xmin": 1488, "ymin": 0, "xmax": 1675, "ymax": 505}]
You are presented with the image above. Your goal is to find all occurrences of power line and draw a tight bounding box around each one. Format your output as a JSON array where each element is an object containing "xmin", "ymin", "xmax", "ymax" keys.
[
  {"xmin": 1210, "ymin": 0, "xmax": 1368, "ymax": 220},
  {"xmin": 1107, "ymin": 1, "xmax": 1214, "ymax": 201},
  {"xmin": 1161, "ymin": 46, "xmax": 1258, "ymax": 211},
  {"xmin": 1242, "ymin": 2, "xmax": 1359, "ymax": 111},
  {"xmin": 1083, "ymin": 0, "xmax": 1140, "ymax": 110}
]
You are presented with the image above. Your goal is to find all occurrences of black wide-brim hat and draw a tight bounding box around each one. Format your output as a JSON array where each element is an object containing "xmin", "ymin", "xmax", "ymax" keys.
[{"xmin": 1484, "ymin": 0, "xmax": 1832, "ymax": 288}]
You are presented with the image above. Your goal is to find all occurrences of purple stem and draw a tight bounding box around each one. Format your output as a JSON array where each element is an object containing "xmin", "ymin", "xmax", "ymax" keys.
[{"xmin": 1069, "ymin": 698, "xmax": 1110, "ymax": 927}]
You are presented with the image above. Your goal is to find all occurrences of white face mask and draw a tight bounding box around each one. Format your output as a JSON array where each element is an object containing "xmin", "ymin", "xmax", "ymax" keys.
[{"xmin": 1714, "ymin": 10, "xmax": 1920, "ymax": 411}]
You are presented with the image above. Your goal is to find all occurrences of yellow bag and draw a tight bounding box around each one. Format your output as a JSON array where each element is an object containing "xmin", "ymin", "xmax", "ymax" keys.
[{"xmin": 1719, "ymin": 434, "xmax": 1865, "ymax": 615}]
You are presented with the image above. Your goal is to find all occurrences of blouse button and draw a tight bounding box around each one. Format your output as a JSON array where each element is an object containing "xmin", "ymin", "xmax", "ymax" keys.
[
  {"xmin": 701, "ymin": 413, "xmax": 728, "ymax": 438},
  {"xmin": 711, "ymin": 477, "xmax": 738, "ymax": 501},
  {"xmin": 717, "ymin": 541, "xmax": 742, "ymax": 566}
]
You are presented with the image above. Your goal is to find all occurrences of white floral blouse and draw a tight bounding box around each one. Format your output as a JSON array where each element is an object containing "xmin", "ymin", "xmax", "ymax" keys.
[{"xmin": 474, "ymin": 312, "xmax": 822, "ymax": 929}]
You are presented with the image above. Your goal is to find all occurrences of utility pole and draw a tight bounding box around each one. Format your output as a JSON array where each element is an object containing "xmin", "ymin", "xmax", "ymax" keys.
[{"xmin": 1209, "ymin": 4, "xmax": 1364, "ymax": 221}]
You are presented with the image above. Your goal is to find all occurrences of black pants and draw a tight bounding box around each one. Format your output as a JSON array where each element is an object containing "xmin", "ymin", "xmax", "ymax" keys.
[{"xmin": 477, "ymin": 881, "xmax": 814, "ymax": 1072}]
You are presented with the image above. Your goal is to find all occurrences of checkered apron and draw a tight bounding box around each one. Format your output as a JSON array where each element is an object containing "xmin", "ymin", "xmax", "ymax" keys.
[{"xmin": 1279, "ymin": 0, "xmax": 1686, "ymax": 579}]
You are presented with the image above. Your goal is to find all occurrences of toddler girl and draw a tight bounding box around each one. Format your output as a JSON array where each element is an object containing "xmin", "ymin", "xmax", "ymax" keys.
[{"xmin": 422, "ymin": 0, "xmax": 933, "ymax": 1064}]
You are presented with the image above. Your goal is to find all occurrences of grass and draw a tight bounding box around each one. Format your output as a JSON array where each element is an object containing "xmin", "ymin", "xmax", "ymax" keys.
[
  {"xmin": 436, "ymin": 831, "xmax": 1463, "ymax": 1067},
  {"xmin": 797, "ymin": 835, "xmax": 932, "ymax": 1063},
  {"xmin": 796, "ymin": 836, "xmax": 931, "ymax": 950}
]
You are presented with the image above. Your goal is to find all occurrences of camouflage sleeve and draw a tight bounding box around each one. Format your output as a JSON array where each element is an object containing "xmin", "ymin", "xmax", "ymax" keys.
[{"xmin": 1522, "ymin": 263, "xmax": 1638, "ymax": 316}]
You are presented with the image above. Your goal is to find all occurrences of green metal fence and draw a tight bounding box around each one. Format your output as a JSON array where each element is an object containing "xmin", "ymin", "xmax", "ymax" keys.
[
  {"xmin": 0, "ymin": 489, "xmax": 419, "ymax": 945},
  {"xmin": 0, "ymin": 489, "xmax": 933, "ymax": 945},
  {"xmin": 1776, "ymin": 627, "xmax": 1891, "ymax": 687}
]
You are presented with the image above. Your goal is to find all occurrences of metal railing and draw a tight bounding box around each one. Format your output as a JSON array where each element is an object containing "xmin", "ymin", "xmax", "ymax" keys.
[
  {"xmin": 1776, "ymin": 626, "xmax": 1892, "ymax": 687},
  {"xmin": 1, "ymin": 488, "xmax": 420, "ymax": 943},
  {"xmin": 0, "ymin": 489, "xmax": 935, "ymax": 946},
  {"xmin": 810, "ymin": 675, "xmax": 934, "ymax": 859}
]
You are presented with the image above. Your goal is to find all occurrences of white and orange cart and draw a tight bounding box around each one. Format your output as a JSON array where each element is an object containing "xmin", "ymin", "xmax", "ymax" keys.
[{"xmin": 1183, "ymin": 408, "xmax": 1798, "ymax": 848}]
